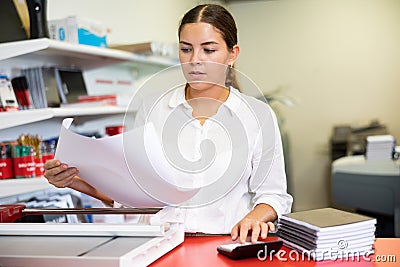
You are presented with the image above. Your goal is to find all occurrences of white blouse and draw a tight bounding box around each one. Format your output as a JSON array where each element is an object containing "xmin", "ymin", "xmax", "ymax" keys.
[{"xmin": 132, "ymin": 86, "xmax": 293, "ymax": 234}]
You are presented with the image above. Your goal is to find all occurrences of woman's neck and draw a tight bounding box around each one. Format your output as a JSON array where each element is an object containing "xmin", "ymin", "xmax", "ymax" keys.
[
  {"xmin": 185, "ymin": 84, "xmax": 230, "ymax": 102},
  {"xmin": 185, "ymin": 84, "xmax": 230, "ymax": 125}
]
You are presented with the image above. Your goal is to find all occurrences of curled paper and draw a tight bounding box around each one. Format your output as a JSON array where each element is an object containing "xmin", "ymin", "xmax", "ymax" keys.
[{"xmin": 54, "ymin": 118, "xmax": 199, "ymax": 207}]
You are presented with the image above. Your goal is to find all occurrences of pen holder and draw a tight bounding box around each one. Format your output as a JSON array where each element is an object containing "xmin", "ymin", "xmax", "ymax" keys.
[
  {"xmin": 12, "ymin": 146, "xmax": 36, "ymax": 178},
  {"xmin": 34, "ymin": 156, "xmax": 44, "ymax": 177},
  {"xmin": 0, "ymin": 144, "xmax": 13, "ymax": 179},
  {"xmin": 40, "ymin": 139, "xmax": 56, "ymax": 164}
]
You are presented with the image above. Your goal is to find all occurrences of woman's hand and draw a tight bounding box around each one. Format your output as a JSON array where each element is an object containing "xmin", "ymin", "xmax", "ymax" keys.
[
  {"xmin": 43, "ymin": 159, "xmax": 79, "ymax": 188},
  {"xmin": 231, "ymin": 203, "xmax": 277, "ymax": 244},
  {"xmin": 43, "ymin": 159, "xmax": 114, "ymax": 206},
  {"xmin": 231, "ymin": 217, "xmax": 275, "ymax": 244}
]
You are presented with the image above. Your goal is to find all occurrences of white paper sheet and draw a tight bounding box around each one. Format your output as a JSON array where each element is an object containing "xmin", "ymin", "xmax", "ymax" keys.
[{"xmin": 54, "ymin": 118, "xmax": 199, "ymax": 208}]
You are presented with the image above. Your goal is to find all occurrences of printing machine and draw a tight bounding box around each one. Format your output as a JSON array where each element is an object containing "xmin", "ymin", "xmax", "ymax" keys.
[{"xmin": 331, "ymin": 155, "xmax": 400, "ymax": 237}]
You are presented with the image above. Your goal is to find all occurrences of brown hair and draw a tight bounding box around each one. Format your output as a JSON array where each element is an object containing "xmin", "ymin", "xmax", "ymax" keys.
[{"xmin": 178, "ymin": 4, "xmax": 240, "ymax": 90}]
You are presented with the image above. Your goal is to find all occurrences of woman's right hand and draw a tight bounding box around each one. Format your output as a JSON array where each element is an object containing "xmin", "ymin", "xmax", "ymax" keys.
[{"xmin": 43, "ymin": 159, "xmax": 79, "ymax": 188}]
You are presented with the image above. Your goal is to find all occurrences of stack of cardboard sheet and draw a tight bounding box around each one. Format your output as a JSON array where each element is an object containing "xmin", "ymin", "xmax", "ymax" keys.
[{"xmin": 279, "ymin": 208, "xmax": 376, "ymax": 261}]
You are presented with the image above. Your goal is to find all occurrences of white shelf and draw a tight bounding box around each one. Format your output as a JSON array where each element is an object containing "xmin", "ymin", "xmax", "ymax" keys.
[
  {"xmin": 0, "ymin": 38, "xmax": 178, "ymax": 70},
  {"xmin": 52, "ymin": 105, "xmax": 129, "ymax": 117},
  {"xmin": 0, "ymin": 178, "xmax": 52, "ymax": 199},
  {"xmin": 0, "ymin": 106, "xmax": 130, "ymax": 130},
  {"xmin": 0, "ymin": 109, "xmax": 53, "ymax": 129},
  {"xmin": 130, "ymin": 53, "xmax": 179, "ymax": 67}
]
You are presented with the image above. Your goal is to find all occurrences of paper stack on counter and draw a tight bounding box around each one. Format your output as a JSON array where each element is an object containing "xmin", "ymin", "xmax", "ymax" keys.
[{"xmin": 279, "ymin": 208, "xmax": 376, "ymax": 261}]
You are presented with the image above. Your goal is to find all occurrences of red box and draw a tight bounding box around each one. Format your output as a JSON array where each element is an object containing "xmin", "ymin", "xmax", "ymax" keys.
[
  {"xmin": 0, "ymin": 158, "xmax": 13, "ymax": 179},
  {"xmin": 105, "ymin": 125, "xmax": 125, "ymax": 136}
]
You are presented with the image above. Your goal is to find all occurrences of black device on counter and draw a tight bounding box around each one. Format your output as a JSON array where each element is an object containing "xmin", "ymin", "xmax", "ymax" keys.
[{"xmin": 217, "ymin": 238, "xmax": 283, "ymax": 260}]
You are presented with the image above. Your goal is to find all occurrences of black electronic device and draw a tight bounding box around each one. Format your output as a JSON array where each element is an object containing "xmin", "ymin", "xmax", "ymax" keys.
[
  {"xmin": 217, "ymin": 238, "xmax": 283, "ymax": 260},
  {"xmin": 54, "ymin": 68, "xmax": 88, "ymax": 103},
  {"xmin": 26, "ymin": 0, "xmax": 49, "ymax": 38}
]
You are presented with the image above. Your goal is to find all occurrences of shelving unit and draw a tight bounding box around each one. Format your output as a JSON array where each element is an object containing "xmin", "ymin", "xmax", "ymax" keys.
[
  {"xmin": 130, "ymin": 53, "xmax": 179, "ymax": 68},
  {"xmin": 0, "ymin": 38, "xmax": 176, "ymax": 201},
  {"xmin": 0, "ymin": 38, "xmax": 178, "ymax": 70},
  {"xmin": 0, "ymin": 178, "xmax": 51, "ymax": 199},
  {"xmin": 0, "ymin": 109, "xmax": 53, "ymax": 130},
  {"xmin": 0, "ymin": 106, "xmax": 129, "ymax": 130}
]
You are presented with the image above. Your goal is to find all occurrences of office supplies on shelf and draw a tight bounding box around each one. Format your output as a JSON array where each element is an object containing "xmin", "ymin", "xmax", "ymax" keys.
[
  {"xmin": 11, "ymin": 76, "xmax": 34, "ymax": 109},
  {"xmin": 110, "ymin": 42, "xmax": 153, "ymax": 54},
  {"xmin": 48, "ymin": 16, "xmax": 108, "ymax": 47},
  {"xmin": 0, "ymin": 144, "xmax": 13, "ymax": 179},
  {"xmin": 11, "ymin": 145, "xmax": 36, "ymax": 179},
  {"xmin": 55, "ymin": 67, "xmax": 88, "ymax": 104},
  {"xmin": 0, "ymin": 75, "xmax": 19, "ymax": 111},
  {"xmin": 21, "ymin": 68, "xmax": 48, "ymax": 108},
  {"xmin": 105, "ymin": 125, "xmax": 125, "ymax": 136},
  {"xmin": 60, "ymin": 94, "xmax": 117, "ymax": 108},
  {"xmin": 20, "ymin": 67, "xmax": 88, "ymax": 108},
  {"xmin": 26, "ymin": 0, "xmax": 49, "ymax": 39}
]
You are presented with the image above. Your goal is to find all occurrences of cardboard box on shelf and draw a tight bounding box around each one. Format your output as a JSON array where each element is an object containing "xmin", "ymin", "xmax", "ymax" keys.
[{"xmin": 109, "ymin": 42, "xmax": 153, "ymax": 54}]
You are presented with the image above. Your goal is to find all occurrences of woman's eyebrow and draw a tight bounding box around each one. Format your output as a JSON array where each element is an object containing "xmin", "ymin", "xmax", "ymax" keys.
[
  {"xmin": 179, "ymin": 41, "xmax": 192, "ymax": 46},
  {"xmin": 201, "ymin": 41, "xmax": 219, "ymax": 46},
  {"xmin": 179, "ymin": 41, "xmax": 219, "ymax": 46}
]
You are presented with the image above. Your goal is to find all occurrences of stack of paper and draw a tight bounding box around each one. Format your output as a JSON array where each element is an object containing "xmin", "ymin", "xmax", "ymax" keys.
[
  {"xmin": 279, "ymin": 208, "xmax": 376, "ymax": 261},
  {"xmin": 366, "ymin": 135, "xmax": 395, "ymax": 161}
]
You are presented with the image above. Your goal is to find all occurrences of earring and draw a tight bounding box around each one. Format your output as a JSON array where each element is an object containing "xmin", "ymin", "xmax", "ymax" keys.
[{"xmin": 229, "ymin": 63, "xmax": 233, "ymax": 69}]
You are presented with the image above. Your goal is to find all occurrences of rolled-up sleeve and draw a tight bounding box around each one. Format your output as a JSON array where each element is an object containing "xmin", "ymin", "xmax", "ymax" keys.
[{"xmin": 249, "ymin": 105, "xmax": 293, "ymax": 217}]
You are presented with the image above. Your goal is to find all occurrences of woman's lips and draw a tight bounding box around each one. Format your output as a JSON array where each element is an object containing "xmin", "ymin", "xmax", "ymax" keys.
[{"xmin": 188, "ymin": 71, "xmax": 206, "ymax": 80}]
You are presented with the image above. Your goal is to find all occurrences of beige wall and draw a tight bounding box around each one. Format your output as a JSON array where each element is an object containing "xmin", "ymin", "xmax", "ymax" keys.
[
  {"xmin": 228, "ymin": 0, "xmax": 400, "ymax": 211},
  {"xmin": 47, "ymin": 0, "xmax": 200, "ymax": 44}
]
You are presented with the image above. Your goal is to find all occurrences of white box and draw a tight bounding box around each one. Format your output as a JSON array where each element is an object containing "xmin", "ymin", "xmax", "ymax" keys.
[
  {"xmin": 48, "ymin": 16, "xmax": 108, "ymax": 47},
  {"xmin": 0, "ymin": 77, "xmax": 18, "ymax": 110}
]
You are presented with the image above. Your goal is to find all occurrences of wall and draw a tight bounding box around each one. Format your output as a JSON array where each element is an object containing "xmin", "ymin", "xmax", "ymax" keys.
[
  {"xmin": 228, "ymin": 0, "xmax": 400, "ymax": 211},
  {"xmin": 47, "ymin": 0, "xmax": 200, "ymax": 44}
]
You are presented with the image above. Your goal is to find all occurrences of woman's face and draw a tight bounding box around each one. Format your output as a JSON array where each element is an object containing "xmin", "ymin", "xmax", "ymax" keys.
[{"xmin": 179, "ymin": 22, "xmax": 239, "ymax": 91}]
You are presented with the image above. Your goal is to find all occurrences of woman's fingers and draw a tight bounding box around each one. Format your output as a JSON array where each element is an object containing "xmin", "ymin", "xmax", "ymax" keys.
[
  {"xmin": 250, "ymin": 221, "xmax": 261, "ymax": 243},
  {"xmin": 43, "ymin": 160, "xmax": 78, "ymax": 188},
  {"xmin": 231, "ymin": 218, "xmax": 276, "ymax": 244}
]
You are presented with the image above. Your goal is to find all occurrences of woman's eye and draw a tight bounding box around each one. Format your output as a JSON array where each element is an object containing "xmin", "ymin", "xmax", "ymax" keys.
[
  {"xmin": 204, "ymin": 49, "xmax": 215, "ymax": 54},
  {"xmin": 180, "ymin": 48, "xmax": 192, "ymax": 53}
]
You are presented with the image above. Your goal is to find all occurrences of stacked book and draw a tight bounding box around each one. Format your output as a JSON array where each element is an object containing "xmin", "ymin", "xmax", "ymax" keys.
[
  {"xmin": 279, "ymin": 208, "xmax": 376, "ymax": 261},
  {"xmin": 20, "ymin": 67, "xmax": 89, "ymax": 109},
  {"xmin": 366, "ymin": 135, "xmax": 395, "ymax": 161},
  {"xmin": 21, "ymin": 67, "xmax": 61, "ymax": 108}
]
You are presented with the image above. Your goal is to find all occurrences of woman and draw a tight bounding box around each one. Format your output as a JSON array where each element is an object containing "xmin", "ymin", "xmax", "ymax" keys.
[{"xmin": 44, "ymin": 4, "xmax": 292, "ymax": 244}]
